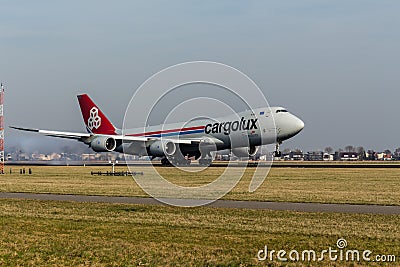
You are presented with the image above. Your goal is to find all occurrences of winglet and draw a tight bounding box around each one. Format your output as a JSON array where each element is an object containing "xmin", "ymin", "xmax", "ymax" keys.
[{"xmin": 77, "ymin": 94, "xmax": 117, "ymax": 135}]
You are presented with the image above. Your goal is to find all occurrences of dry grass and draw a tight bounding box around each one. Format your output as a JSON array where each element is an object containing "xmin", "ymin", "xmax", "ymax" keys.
[
  {"xmin": 232, "ymin": 168, "xmax": 400, "ymax": 205},
  {"xmin": 0, "ymin": 166, "xmax": 399, "ymax": 266},
  {"xmin": 1, "ymin": 165, "xmax": 400, "ymax": 205},
  {"xmin": 0, "ymin": 199, "xmax": 399, "ymax": 266}
]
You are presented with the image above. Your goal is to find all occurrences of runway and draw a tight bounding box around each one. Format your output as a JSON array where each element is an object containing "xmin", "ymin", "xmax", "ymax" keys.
[
  {"xmin": 0, "ymin": 192, "xmax": 399, "ymax": 215},
  {"xmin": 7, "ymin": 161, "xmax": 400, "ymax": 168}
]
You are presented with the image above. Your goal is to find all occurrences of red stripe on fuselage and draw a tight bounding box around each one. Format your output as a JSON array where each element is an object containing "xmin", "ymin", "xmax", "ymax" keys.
[{"xmin": 127, "ymin": 125, "xmax": 205, "ymax": 137}]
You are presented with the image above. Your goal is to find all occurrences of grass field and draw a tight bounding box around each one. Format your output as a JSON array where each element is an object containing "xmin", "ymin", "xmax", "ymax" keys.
[
  {"xmin": 0, "ymin": 165, "xmax": 399, "ymax": 266},
  {"xmin": 0, "ymin": 199, "xmax": 399, "ymax": 266},
  {"xmin": 1, "ymin": 165, "xmax": 400, "ymax": 205}
]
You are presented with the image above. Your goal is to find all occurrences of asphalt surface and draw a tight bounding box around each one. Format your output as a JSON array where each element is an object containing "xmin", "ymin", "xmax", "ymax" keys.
[
  {"xmin": 7, "ymin": 161, "xmax": 400, "ymax": 168},
  {"xmin": 0, "ymin": 192, "xmax": 399, "ymax": 215}
]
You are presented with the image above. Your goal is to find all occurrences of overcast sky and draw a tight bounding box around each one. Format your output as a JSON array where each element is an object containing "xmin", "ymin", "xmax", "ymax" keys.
[{"xmin": 1, "ymin": 1, "xmax": 400, "ymax": 153}]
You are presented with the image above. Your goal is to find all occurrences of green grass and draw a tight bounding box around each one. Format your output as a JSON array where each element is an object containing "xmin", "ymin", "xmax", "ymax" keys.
[
  {"xmin": 0, "ymin": 199, "xmax": 399, "ymax": 266},
  {"xmin": 1, "ymin": 166, "xmax": 400, "ymax": 205}
]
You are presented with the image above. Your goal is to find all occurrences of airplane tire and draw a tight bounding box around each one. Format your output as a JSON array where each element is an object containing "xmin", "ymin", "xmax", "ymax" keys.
[
  {"xmin": 161, "ymin": 157, "xmax": 172, "ymax": 166},
  {"xmin": 199, "ymin": 158, "xmax": 212, "ymax": 166}
]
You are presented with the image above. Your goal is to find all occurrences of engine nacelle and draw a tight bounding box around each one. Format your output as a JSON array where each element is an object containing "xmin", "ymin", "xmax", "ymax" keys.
[
  {"xmin": 149, "ymin": 140, "xmax": 177, "ymax": 157},
  {"xmin": 90, "ymin": 136, "xmax": 117, "ymax": 152},
  {"xmin": 232, "ymin": 146, "xmax": 258, "ymax": 158}
]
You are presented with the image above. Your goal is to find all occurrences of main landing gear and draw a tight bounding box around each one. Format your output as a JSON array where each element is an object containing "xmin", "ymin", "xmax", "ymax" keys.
[
  {"xmin": 160, "ymin": 157, "xmax": 172, "ymax": 166},
  {"xmin": 160, "ymin": 155, "xmax": 213, "ymax": 167},
  {"xmin": 198, "ymin": 158, "xmax": 212, "ymax": 166},
  {"xmin": 161, "ymin": 156, "xmax": 191, "ymax": 166},
  {"xmin": 198, "ymin": 150, "xmax": 213, "ymax": 166}
]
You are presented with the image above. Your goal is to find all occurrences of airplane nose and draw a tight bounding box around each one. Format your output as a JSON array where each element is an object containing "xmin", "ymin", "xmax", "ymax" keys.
[
  {"xmin": 290, "ymin": 116, "xmax": 304, "ymax": 136},
  {"xmin": 274, "ymin": 113, "xmax": 305, "ymax": 141},
  {"xmin": 295, "ymin": 117, "xmax": 305, "ymax": 133}
]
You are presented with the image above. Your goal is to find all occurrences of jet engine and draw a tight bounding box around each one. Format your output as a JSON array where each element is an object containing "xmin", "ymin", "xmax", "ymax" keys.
[
  {"xmin": 231, "ymin": 146, "xmax": 258, "ymax": 158},
  {"xmin": 149, "ymin": 140, "xmax": 177, "ymax": 157},
  {"xmin": 90, "ymin": 136, "xmax": 117, "ymax": 152}
]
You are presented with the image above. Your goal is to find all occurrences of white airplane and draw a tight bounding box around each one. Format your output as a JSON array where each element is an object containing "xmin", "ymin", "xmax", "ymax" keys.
[{"xmin": 11, "ymin": 94, "xmax": 304, "ymax": 166}]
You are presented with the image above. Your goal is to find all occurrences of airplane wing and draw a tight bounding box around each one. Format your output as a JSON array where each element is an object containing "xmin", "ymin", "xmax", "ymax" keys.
[
  {"xmin": 10, "ymin": 126, "xmax": 91, "ymax": 140},
  {"xmin": 9, "ymin": 126, "xmax": 220, "ymax": 144}
]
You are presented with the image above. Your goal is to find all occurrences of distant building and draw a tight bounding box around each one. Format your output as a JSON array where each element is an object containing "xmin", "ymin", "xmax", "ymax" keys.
[
  {"xmin": 18, "ymin": 153, "xmax": 30, "ymax": 161},
  {"xmin": 375, "ymin": 152, "xmax": 392, "ymax": 161},
  {"xmin": 304, "ymin": 151, "xmax": 324, "ymax": 161},
  {"xmin": 335, "ymin": 152, "xmax": 358, "ymax": 161},
  {"xmin": 383, "ymin": 153, "xmax": 393, "ymax": 161},
  {"xmin": 323, "ymin": 153, "xmax": 334, "ymax": 161},
  {"xmin": 288, "ymin": 151, "xmax": 304, "ymax": 161},
  {"xmin": 365, "ymin": 150, "xmax": 376, "ymax": 160},
  {"xmin": 49, "ymin": 153, "xmax": 61, "ymax": 160},
  {"xmin": 393, "ymin": 150, "xmax": 400, "ymax": 160},
  {"xmin": 81, "ymin": 154, "xmax": 96, "ymax": 161}
]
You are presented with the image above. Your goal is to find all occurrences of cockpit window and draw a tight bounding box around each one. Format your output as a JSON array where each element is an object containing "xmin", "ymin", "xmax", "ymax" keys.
[{"xmin": 276, "ymin": 109, "xmax": 288, "ymax": 113}]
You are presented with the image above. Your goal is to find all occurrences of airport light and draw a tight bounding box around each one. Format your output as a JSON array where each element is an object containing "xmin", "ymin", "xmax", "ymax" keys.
[
  {"xmin": 108, "ymin": 159, "xmax": 118, "ymax": 173},
  {"xmin": 0, "ymin": 83, "xmax": 4, "ymax": 174}
]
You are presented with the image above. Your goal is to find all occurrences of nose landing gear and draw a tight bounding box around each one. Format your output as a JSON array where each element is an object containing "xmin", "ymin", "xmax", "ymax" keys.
[{"xmin": 274, "ymin": 142, "xmax": 282, "ymax": 157}]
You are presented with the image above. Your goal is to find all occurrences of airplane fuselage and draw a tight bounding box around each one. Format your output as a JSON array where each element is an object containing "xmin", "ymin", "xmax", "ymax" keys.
[{"xmin": 120, "ymin": 107, "xmax": 304, "ymax": 158}]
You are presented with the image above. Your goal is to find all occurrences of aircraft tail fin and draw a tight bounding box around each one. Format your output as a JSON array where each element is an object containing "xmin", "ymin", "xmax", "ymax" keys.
[{"xmin": 77, "ymin": 94, "xmax": 117, "ymax": 135}]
